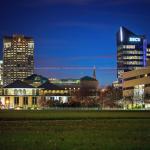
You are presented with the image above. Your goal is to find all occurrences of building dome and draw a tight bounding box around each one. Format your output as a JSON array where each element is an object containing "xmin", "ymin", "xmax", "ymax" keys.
[
  {"xmin": 80, "ymin": 76, "xmax": 99, "ymax": 89},
  {"xmin": 80, "ymin": 76, "xmax": 97, "ymax": 81},
  {"xmin": 24, "ymin": 74, "xmax": 48, "ymax": 87}
]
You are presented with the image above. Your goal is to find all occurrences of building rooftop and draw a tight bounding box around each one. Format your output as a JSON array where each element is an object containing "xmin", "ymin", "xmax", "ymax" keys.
[
  {"xmin": 4, "ymin": 80, "xmax": 34, "ymax": 88},
  {"xmin": 80, "ymin": 76, "xmax": 97, "ymax": 81},
  {"xmin": 3, "ymin": 35, "xmax": 33, "ymax": 40},
  {"xmin": 24, "ymin": 74, "xmax": 48, "ymax": 82},
  {"xmin": 119, "ymin": 26, "xmax": 136, "ymax": 36},
  {"xmin": 38, "ymin": 81, "xmax": 63, "ymax": 90}
]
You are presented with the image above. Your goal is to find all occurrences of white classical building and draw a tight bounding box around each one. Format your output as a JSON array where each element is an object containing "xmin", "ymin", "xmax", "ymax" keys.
[{"xmin": 1, "ymin": 80, "xmax": 39, "ymax": 109}]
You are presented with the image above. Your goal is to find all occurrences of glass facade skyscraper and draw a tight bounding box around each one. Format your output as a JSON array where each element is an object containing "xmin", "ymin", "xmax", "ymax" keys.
[
  {"xmin": 117, "ymin": 26, "xmax": 148, "ymax": 81},
  {"xmin": 3, "ymin": 35, "xmax": 34, "ymax": 86}
]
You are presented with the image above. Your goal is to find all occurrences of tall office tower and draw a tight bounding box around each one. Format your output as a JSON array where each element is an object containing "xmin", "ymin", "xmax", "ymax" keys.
[
  {"xmin": 0, "ymin": 60, "xmax": 3, "ymax": 86},
  {"xmin": 117, "ymin": 26, "xmax": 147, "ymax": 81},
  {"xmin": 3, "ymin": 35, "xmax": 34, "ymax": 86}
]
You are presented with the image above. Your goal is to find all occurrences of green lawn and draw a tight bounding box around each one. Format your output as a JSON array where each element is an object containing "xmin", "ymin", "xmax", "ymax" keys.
[{"xmin": 0, "ymin": 110, "xmax": 150, "ymax": 150}]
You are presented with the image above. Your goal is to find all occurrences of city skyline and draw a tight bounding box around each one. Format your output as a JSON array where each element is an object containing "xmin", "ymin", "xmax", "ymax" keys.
[{"xmin": 0, "ymin": 0, "xmax": 150, "ymax": 86}]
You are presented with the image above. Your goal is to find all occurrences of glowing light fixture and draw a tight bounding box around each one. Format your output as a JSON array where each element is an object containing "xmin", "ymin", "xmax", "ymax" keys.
[
  {"xmin": 6, "ymin": 100, "xmax": 9, "ymax": 104},
  {"xmin": 120, "ymin": 27, "xmax": 123, "ymax": 42}
]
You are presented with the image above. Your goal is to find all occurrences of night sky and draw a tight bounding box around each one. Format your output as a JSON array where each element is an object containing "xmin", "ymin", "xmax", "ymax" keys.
[{"xmin": 0, "ymin": 0, "xmax": 150, "ymax": 86}]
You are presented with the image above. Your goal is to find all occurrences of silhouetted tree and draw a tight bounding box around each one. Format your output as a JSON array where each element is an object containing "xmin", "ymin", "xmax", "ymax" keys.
[{"xmin": 99, "ymin": 86, "xmax": 123, "ymax": 108}]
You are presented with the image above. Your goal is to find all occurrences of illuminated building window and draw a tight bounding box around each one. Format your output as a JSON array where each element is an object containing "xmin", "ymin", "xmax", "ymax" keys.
[
  {"xmin": 32, "ymin": 97, "xmax": 37, "ymax": 105},
  {"xmin": 28, "ymin": 43, "xmax": 34, "ymax": 48},
  {"xmin": 23, "ymin": 97, "xmax": 28, "ymax": 105},
  {"xmin": 123, "ymin": 45, "xmax": 135, "ymax": 49},
  {"xmin": 123, "ymin": 56, "xmax": 143, "ymax": 60},
  {"xmin": 124, "ymin": 61, "xmax": 143, "ymax": 65},
  {"xmin": 14, "ymin": 97, "xmax": 19, "ymax": 105},
  {"xmin": 4, "ymin": 42, "xmax": 11, "ymax": 48},
  {"xmin": 123, "ymin": 51, "xmax": 143, "ymax": 55}
]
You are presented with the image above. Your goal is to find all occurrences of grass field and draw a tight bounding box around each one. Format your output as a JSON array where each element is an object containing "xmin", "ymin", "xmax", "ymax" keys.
[{"xmin": 0, "ymin": 110, "xmax": 150, "ymax": 150}]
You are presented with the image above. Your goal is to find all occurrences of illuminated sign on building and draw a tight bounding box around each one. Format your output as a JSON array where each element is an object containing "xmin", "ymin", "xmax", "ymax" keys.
[{"xmin": 129, "ymin": 37, "xmax": 141, "ymax": 42}]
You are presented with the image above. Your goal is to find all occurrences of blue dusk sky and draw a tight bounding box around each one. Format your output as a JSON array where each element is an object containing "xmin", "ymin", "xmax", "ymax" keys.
[{"xmin": 0, "ymin": 0, "xmax": 150, "ymax": 86}]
